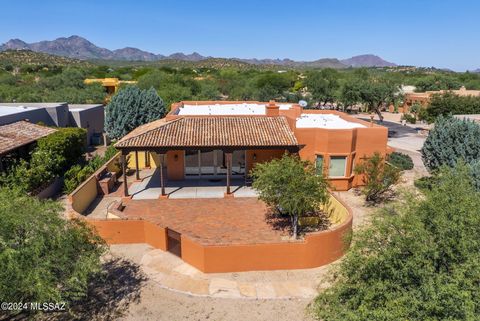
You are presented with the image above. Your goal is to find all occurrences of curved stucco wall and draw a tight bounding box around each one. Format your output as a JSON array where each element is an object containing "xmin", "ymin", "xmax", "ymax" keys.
[{"xmin": 87, "ymin": 193, "xmax": 353, "ymax": 273}]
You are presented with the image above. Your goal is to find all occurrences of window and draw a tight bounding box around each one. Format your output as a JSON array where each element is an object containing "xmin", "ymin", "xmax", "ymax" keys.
[
  {"xmin": 315, "ymin": 155, "xmax": 324, "ymax": 175},
  {"xmin": 329, "ymin": 156, "xmax": 347, "ymax": 177}
]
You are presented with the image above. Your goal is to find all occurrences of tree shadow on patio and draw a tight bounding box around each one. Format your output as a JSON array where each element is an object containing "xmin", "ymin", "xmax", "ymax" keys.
[
  {"xmin": 42, "ymin": 258, "xmax": 147, "ymax": 321},
  {"xmin": 264, "ymin": 208, "xmax": 292, "ymax": 234},
  {"xmin": 265, "ymin": 208, "xmax": 331, "ymax": 238}
]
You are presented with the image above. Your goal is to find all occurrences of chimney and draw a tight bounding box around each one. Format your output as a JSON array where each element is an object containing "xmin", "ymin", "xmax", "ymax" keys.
[{"xmin": 265, "ymin": 100, "xmax": 280, "ymax": 117}]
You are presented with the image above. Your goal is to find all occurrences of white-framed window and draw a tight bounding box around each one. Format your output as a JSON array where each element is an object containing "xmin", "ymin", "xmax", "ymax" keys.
[
  {"xmin": 329, "ymin": 156, "xmax": 347, "ymax": 177},
  {"xmin": 315, "ymin": 155, "xmax": 324, "ymax": 175}
]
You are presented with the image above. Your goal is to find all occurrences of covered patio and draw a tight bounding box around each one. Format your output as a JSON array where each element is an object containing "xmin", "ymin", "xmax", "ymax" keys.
[
  {"xmin": 115, "ymin": 116, "xmax": 300, "ymax": 198},
  {"xmin": 128, "ymin": 168, "xmax": 258, "ymax": 199}
]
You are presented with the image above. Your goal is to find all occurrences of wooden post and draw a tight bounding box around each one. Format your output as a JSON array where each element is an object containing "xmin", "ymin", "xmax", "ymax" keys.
[
  {"xmin": 135, "ymin": 151, "xmax": 140, "ymax": 180},
  {"xmin": 160, "ymin": 153, "xmax": 166, "ymax": 196},
  {"xmin": 226, "ymin": 152, "xmax": 232, "ymax": 194},
  {"xmin": 122, "ymin": 154, "xmax": 129, "ymax": 197}
]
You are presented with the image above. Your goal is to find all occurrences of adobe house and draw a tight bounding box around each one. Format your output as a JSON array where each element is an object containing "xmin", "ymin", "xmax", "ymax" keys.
[
  {"xmin": 390, "ymin": 86, "xmax": 480, "ymax": 113},
  {"xmin": 114, "ymin": 100, "xmax": 389, "ymax": 197}
]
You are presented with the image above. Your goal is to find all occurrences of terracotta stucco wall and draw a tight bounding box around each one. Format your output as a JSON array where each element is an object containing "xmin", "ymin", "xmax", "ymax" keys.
[
  {"xmin": 246, "ymin": 149, "xmax": 286, "ymax": 173},
  {"xmin": 87, "ymin": 194, "xmax": 352, "ymax": 273},
  {"xmin": 167, "ymin": 150, "xmax": 184, "ymax": 180}
]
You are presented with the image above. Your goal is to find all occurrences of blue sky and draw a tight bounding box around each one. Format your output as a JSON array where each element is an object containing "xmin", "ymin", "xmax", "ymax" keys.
[{"xmin": 1, "ymin": 0, "xmax": 478, "ymax": 71}]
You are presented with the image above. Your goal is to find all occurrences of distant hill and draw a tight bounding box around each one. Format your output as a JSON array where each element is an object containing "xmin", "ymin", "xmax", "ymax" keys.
[
  {"xmin": 0, "ymin": 35, "xmax": 397, "ymax": 68},
  {"xmin": 341, "ymin": 54, "xmax": 396, "ymax": 67},
  {"xmin": 471, "ymin": 68, "xmax": 480, "ymax": 73},
  {"xmin": 0, "ymin": 49, "xmax": 93, "ymax": 68}
]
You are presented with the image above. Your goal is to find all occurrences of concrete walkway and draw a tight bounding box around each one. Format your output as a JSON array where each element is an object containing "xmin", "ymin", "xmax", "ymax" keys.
[
  {"xmin": 110, "ymin": 244, "xmax": 331, "ymax": 300},
  {"xmin": 129, "ymin": 169, "xmax": 257, "ymax": 199}
]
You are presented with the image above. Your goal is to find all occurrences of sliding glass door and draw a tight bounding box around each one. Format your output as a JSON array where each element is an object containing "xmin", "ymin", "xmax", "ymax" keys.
[{"xmin": 184, "ymin": 150, "xmax": 246, "ymax": 178}]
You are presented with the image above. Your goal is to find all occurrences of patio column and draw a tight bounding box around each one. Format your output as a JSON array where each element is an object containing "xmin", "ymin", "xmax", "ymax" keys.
[
  {"xmin": 121, "ymin": 153, "xmax": 129, "ymax": 197},
  {"xmin": 145, "ymin": 151, "xmax": 150, "ymax": 168},
  {"xmin": 159, "ymin": 152, "xmax": 166, "ymax": 196},
  {"xmin": 134, "ymin": 151, "xmax": 140, "ymax": 181},
  {"xmin": 226, "ymin": 152, "xmax": 232, "ymax": 194}
]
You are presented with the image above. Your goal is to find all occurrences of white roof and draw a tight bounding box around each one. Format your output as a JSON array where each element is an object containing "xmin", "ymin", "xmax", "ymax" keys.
[
  {"xmin": 296, "ymin": 114, "xmax": 365, "ymax": 129},
  {"xmin": 0, "ymin": 105, "xmax": 39, "ymax": 116},
  {"xmin": 178, "ymin": 103, "xmax": 292, "ymax": 116}
]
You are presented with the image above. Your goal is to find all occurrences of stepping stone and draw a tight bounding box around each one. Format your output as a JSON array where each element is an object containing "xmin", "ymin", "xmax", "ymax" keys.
[
  {"xmin": 237, "ymin": 282, "xmax": 256, "ymax": 298},
  {"xmin": 209, "ymin": 278, "xmax": 241, "ymax": 298},
  {"xmin": 255, "ymin": 283, "xmax": 276, "ymax": 299}
]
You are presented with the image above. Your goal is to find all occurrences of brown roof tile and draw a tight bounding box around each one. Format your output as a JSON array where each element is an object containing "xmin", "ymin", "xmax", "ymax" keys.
[
  {"xmin": 0, "ymin": 121, "xmax": 57, "ymax": 155},
  {"xmin": 115, "ymin": 116, "xmax": 298, "ymax": 149}
]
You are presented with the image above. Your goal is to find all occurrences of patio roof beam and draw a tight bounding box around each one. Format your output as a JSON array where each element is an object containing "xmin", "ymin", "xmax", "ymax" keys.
[{"xmin": 116, "ymin": 145, "xmax": 301, "ymax": 154}]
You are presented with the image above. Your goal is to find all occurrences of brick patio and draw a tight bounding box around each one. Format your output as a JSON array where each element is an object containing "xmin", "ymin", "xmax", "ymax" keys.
[{"xmin": 117, "ymin": 198, "xmax": 293, "ymax": 245}]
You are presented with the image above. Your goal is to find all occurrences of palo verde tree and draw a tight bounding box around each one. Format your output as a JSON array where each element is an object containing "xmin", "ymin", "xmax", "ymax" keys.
[
  {"xmin": 105, "ymin": 86, "xmax": 166, "ymax": 140},
  {"xmin": 251, "ymin": 154, "xmax": 329, "ymax": 239},
  {"xmin": 0, "ymin": 188, "xmax": 106, "ymax": 318},
  {"xmin": 314, "ymin": 163, "xmax": 480, "ymax": 320}
]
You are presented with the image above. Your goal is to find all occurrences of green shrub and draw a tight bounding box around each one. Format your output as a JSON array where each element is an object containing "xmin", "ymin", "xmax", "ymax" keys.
[
  {"xmin": 63, "ymin": 145, "xmax": 119, "ymax": 194},
  {"xmin": 36, "ymin": 127, "xmax": 87, "ymax": 172},
  {"xmin": 414, "ymin": 176, "xmax": 438, "ymax": 191},
  {"xmin": 354, "ymin": 152, "xmax": 401, "ymax": 204},
  {"xmin": 314, "ymin": 164, "xmax": 480, "ymax": 320},
  {"xmin": 401, "ymin": 113, "xmax": 416, "ymax": 124},
  {"xmin": 388, "ymin": 152, "xmax": 414, "ymax": 170},
  {"xmin": 63, "ymin": 165, "xmax": 95, "ymax": 194},
  {"xmin": 0, "ymin": 188, "xmax": 106, "ymax": 318},
  {"xmin": 421, "ymin": 116, "xmax": 480, "ymax": 172}
]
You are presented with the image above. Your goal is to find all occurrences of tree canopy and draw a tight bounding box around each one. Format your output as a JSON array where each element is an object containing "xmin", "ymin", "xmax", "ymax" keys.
[
  {"xmin": 251, "ymin": 154, "xmax": 329, "ymax": 238},
  {"xmin": 314, "ymin": 163, "xmax": 480, "ymax": 321},
  {"xmin": 421, "ymin": 116, "xmax": 480, "ymax": 173},
  {"xmin": 105, "ymin": 86, "xmax": 166, "ymax": 140},
  {"xmin": 0, "ymin": 188, "xmax": 106, "ymax": 317}
]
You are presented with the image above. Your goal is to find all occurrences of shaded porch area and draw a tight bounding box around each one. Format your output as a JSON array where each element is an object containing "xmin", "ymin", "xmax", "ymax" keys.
[
  {"xmin": 128, "ymin": 168, "xmax": 257, "ymax": 199},
  {"xmin": 114, "ymin": 116, "xmax": 300, "ymax": 199}
]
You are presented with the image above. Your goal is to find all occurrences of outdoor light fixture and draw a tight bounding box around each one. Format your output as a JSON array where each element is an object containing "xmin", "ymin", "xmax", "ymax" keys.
[
  {"xmin": 253, "ymin": 153, "xmax": 257, "ymax": 160},
  {"xmin": 174, "ymin": 154, "xmax": 179, "ymax": 161}
]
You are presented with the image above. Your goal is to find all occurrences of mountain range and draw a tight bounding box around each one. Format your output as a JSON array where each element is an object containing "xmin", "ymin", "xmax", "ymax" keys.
[{"xmin": 0, "ymin": 35, "xmax": 397, "ymax": 68}]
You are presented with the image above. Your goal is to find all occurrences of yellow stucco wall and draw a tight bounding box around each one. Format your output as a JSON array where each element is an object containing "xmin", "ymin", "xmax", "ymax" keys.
[
  {"xmin": 70, "ymin": 176, "xmax": 98, "ymax": 214},
  {"xmin": 127, "ymin": 151, "xmax": 161, "ymax": 169},
  {"xmin": 323, "ymin": 193, "xmax": 350, "ymax": 225}
]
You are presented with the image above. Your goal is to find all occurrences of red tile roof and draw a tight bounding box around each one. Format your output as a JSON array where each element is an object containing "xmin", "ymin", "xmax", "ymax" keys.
[
  {"xmin": 0, "ymin": 121, "xmax": 57, "ymax": 155},
  {"xmin": 115, "ymin": 116, "xmax": 298, "ymax": 149}
]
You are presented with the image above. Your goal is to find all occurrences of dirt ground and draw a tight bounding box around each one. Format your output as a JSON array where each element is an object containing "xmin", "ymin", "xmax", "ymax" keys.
[{"xmin": 119, "ymin": 284, "xmax": 314, "ymax": 321}]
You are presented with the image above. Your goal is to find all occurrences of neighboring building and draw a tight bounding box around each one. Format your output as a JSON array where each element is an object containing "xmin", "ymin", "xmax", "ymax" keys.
[
  {"xmin": 115, "ymin": 100, "xmax": 389, "ymax": 194},
  {"xmin": 0, "ymin": 103, "xmax": 104, "ymax": 145},
  {"xmin": 84, "ymin": 78, "xmax": 137, "ymax": 101},
  {"xmin": 0, "ymin": 121, "xmax": 56, "ymax": 171},
  {"xmin": 454, "ymin": 114, "xmax": 480, "ymax": 123},
  {"xmin": 391, "ymin": 86, "xmax": 480, "ymax": 113}
]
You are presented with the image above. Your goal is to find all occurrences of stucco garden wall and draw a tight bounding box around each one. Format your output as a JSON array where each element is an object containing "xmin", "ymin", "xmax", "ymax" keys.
[
  {"xmin": 68, "ymin": 153, "xmax": 121, "ymax": 214},
  {"xmin": 87, "ymin": 193, "xmax": 352, "ymax": 273}
]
